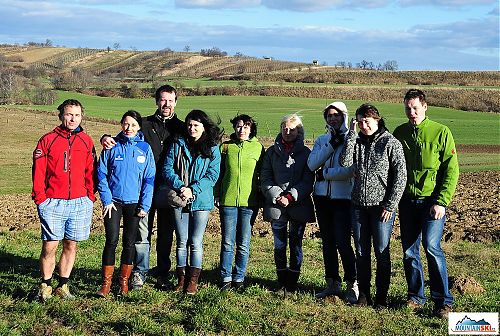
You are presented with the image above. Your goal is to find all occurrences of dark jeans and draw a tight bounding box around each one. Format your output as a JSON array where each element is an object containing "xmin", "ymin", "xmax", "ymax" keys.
[
  {"xmin": 102, "ymin": 202, "xmax": 140, "ymax": 266},
  {"xmin": 133, "ymin": 206, "xmax": 174, "ymax": 280},
  {"xmin": 399, "ymin": 197, "xmax": 453, "ymax": 306},
  {"xmin": 271, "ymin": 214, "xmax": 306, "ymax": 272},
  {"xmin": 352, "ymin": 205, "xmax": 394, "ymax": 303},
  {"xmin": 314, "ymin": 196, "xmax": 356, "ymax": 283}
]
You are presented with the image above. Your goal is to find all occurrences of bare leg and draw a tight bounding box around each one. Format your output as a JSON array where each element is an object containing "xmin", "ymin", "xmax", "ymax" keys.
[
  {"xmin": 59, "ymin": 239, "xmax": 77, "ymax": 278},
  {"xmin": 40, "ymin": 240, "xmax": 59, "ymax": 280}
]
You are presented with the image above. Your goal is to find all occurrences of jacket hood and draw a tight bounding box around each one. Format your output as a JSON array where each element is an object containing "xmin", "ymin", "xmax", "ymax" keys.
[{"xmin": 324, "ymin": 101, "xmax": 349, "ymax": 134}]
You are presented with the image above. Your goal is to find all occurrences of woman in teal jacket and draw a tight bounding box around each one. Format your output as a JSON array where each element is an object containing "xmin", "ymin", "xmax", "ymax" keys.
[
  {"xmin": 218, "ymin": 114, "xmax": 265, "ymax": 291},
  {"xmin": 163, "ymin": 109, "xmax": 221, "ymax": 295}
]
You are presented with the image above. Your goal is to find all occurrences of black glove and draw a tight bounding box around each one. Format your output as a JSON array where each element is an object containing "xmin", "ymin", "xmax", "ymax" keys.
[{"xmin": 329, "ymin": 131, "xmax": 344, "ymax": 148}]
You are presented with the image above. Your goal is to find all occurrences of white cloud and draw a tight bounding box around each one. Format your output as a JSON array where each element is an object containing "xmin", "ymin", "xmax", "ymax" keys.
[
  {"xmin": 398, "ymin": 0, "xmax": 496, "ymax": 7},
  {"xmin": 175, "ymin": 0, "xmax": 260, "ymax": 9}
]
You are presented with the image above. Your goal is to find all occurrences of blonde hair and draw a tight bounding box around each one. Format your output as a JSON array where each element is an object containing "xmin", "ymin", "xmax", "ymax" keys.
[{"xmin": 280, "ymin": 113, "xmax": 304, "ymax": 136}]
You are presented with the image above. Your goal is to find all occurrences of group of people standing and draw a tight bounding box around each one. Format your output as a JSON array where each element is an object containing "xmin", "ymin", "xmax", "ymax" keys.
[{"xmin": 32, "ymin": 86, "xmax": 459, "ymax": 319}]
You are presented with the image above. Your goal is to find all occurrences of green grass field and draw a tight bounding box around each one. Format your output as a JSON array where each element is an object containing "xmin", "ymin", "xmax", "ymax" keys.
[
  {"xmin": 27, "ymin": 91, "xmax": 500, "ymax": 146},
  {"xmin": 1, "ymin": 230, "xmax": 499, "ymax": 335}
]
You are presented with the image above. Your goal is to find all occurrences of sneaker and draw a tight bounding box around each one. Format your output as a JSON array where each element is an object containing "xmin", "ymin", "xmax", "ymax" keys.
[
  {"xmin": 434, "ymin": 304, "xmax": 453, "ymax": 319},
  {"xmin": 54, "ymin": 284, "xmax": 75, "ymax": 299},
  {"xmin": 315, "ymin": 279, "xmax": 342, "ymax": 299},
  {"xmin": 407, "ymin": 299, "xmax": 423, "ymax": 312},
  {"xmin": 345, "ymin": 281, "xmax": 359, "ymax": 304},
  {"xmin": 131, "ymin": 273, "xmax": 144, "ymax": 290},
  {"xmin": 37, "ymin": 283, "xmax": 53, "ymax": 302}
]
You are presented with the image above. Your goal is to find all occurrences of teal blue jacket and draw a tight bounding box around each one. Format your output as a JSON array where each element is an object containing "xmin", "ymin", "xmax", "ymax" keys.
[{"xmin": 162, "ymin": 137, "xmax": 221, "ymax": 211}]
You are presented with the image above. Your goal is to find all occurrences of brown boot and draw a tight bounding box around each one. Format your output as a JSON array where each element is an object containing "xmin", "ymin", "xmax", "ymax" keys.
[
  {"xmin": 185, "ymin": 267, "xmax": 201, "ymax": 295},
  {"xmin": 118, "ymin": 264, "xmax": 133, "ymax": 295},
  {"xmin": 97, "ymin": 265, "xmax": 114, "ymax": 297},
  {"xmin": 173, "ymin": 267, "xmax": 185, "ymax": 293}
]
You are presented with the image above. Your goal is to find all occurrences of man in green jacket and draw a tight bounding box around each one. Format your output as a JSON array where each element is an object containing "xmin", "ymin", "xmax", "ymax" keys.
[{"xmin": 393, "ymin": 89, "xmax": 459, "ymax": 319}]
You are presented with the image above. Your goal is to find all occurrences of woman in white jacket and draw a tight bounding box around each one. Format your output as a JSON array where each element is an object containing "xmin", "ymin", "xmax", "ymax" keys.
[{"xmin": 307, "ymin": 101, "xmax": 358, "ymax": 303}]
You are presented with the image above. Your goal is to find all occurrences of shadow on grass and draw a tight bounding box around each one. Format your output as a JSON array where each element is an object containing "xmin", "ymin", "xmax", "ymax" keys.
[{"xmin": 0, "ymin": 250, "xmax": 102, "ymax": 302}]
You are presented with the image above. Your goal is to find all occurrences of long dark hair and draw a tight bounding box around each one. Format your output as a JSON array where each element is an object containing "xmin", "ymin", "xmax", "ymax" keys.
[{"xmin": 185, "ymin": 109, "xmax": 222, "ymax": 158}]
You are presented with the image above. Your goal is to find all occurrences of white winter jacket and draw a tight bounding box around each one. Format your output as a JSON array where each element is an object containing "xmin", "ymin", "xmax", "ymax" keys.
[{"xmin": 308, "ymin": 132, "xmax": 354, "ymax": 200}]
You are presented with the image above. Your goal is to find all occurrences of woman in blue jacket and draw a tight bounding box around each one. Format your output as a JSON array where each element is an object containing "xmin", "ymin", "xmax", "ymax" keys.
[
  {"xmin": 163, "ymin": 109, "xmax": 221, "ymax": 295},
  {"xmin": 96, "ymin": 110, "xmax": 156, "ymax": 297}
]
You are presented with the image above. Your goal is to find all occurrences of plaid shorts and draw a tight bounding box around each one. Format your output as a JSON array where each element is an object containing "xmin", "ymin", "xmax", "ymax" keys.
[{"xmin": 37, "ymin": 196, "xmax": 93, "ymax": 241}]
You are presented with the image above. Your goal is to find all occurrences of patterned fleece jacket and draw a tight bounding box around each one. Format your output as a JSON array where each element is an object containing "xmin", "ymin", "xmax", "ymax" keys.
[{"xmin": 339, "ymin": 128, "xmax": 407, "ymax": 212}]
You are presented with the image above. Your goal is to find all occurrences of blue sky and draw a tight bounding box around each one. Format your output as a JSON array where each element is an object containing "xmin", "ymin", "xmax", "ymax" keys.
[{"xmin": 0, "ymin": 0, "xmax": 498, "ymax": 70}]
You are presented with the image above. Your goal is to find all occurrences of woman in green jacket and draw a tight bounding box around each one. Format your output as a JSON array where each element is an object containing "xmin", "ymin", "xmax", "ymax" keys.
[{"xmin": 218, "ymin": 114, "xmax": 265, "ymax": 291}]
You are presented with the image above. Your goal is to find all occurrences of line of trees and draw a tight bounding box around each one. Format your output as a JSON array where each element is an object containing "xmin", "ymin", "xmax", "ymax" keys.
[{"xmin": 336, "ymin": 60, "xmax": 398, "ymax": 71}]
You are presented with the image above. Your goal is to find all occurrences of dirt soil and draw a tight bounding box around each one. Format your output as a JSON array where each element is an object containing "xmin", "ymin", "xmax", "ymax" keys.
[{"xmin": 1, "ymin": 170, "xmax": 498, "ymax": 243}]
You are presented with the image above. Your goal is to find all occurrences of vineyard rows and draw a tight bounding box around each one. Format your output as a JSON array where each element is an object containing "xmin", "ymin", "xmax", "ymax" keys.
[{"xmin": 31, "ymin": 48, "xmax": 103, "ymax": 70}]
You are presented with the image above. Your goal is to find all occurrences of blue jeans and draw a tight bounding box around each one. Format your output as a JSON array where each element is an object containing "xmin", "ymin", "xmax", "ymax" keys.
[
  {"xmin": 314, "ymin": 196, "xmax": 356, "ymax": 283},
  {"xmin": 133, "ymin": 207, "xmax": 174, "ymax": 280},
  {"xmin": 271, "ymin": 215, "xmax": 306, "ymax": 272},
  {"xmin": 399, "ymin": 197, "xmax": 453, "ymax": 306},
  {"xmin": 352, "ymin": 205, "xmax": 394, "ymax": 302},
  {"xmin": 219, "ymin": 206, "xmax": 257, "ymax": 283},
  {"xmin": 173, "ymin": 208, "xmax": 209, "ymax": 268}
]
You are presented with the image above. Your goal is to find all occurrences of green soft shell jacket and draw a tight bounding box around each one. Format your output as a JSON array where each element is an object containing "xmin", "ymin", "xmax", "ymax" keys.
[
  {"xmin": 218, "ymin": 135, "xmax": 265, "ymax": 207},
  {"xmin": 393, "ymin": 117, "xmax": 459, "ymax": 207}
]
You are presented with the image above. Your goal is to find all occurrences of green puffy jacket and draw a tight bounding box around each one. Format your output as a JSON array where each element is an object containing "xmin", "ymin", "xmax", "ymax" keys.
[
  {"xmin": 393, "ymin": 117, "xmax": 459, "ymax": 207},
  {"xmin": 218, "ymin": 135, "xmax": 265, "ymax": 207}
]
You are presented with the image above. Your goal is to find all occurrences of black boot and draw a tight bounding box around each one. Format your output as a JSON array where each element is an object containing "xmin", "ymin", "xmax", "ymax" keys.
[
  {"xmin": 286, "ymin": 269, "xmax": 300, "ymax": 293},
  {"xmin": 275, "ymin": 269, "xmax": 287, "ymax": 294}
]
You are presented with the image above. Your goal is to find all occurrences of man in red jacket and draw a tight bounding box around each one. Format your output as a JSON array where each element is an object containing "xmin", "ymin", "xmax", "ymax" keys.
[{"xmin": 32, "ymin": 99, "xmax": 96, "ymax": 302}]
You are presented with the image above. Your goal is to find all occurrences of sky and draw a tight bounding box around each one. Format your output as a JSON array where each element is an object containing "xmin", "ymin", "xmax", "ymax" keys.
[{"xmin": 0, "ymin": 0, "xmax": 498, "ymax": 70}]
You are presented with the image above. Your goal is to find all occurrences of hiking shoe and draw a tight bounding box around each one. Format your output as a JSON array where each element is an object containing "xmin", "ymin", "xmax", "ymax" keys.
[
  {"xmin": 131, "ymin": 272, "xmax": 144, "ymax": 290},
  {"xmin": 37, "ymin": 283, "xmax": 53, "ymax": 302},
  {"xmin": 315, "ymin": 279, "xmax": 342, "ymax": 299},
  {"xmin": 232, "ymin": 281, "xmax": 245, "ymax": 293},
  {"xmin": 220, "ymin": 281, "xmax": 231, "ymax": 291},
  {"xmin": 155, "ymin": 276, "xmax": 171, "ymax": 291},
  {"xmin": 434, "ymin": 304, "xmax": 453, "ymax": 319},
  {"xmin": 407, "ymin": 299, "xmax": 423, "ymax": 312},
  {"xmin": 54, "ymin": 284, "xmax": 75, "ymax": 299},
  {"xmin": 345, "ymin": 280, "xmax": 359, "ymax": 304},
  {"xmin": 356, "ymin": 292, "xmax": 372, "ymax": 306}
]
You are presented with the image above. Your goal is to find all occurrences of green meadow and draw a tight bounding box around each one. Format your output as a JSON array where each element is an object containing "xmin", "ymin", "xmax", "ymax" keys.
[{"xmin": 28, "ymin": 90, "xmax": 500, "ymax": 146}]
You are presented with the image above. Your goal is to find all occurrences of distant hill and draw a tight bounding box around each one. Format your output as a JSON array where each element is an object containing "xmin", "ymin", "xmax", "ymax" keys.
[{"xmin": 0, "ymin": 45, "xmax": 310, "ymax": 78}]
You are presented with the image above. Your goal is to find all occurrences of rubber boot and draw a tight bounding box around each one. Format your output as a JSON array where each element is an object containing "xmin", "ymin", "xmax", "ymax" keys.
[
  {"xmin": 173, "ymin": 267, "xmax": 185, "ymax": 293},
  {"xmin": 97, "ymin": 265, "xmax": 115, "ymax": 297},
  {"xmin": 118, "ymin": 264, "xmax": 133, "ymax": 295},
  {"xmin": 185, "ymin": 267, "xmax": 201, "ymax": 295}
]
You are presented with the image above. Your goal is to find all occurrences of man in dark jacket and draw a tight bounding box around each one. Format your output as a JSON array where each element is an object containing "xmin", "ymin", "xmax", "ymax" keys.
[{"xmin": 101, "ymin": 85, "xmax": 185, "ymax": 289}]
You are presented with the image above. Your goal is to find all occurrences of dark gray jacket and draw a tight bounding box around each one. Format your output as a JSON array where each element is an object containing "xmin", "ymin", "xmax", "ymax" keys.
[
  {"xmin": 260, "ymin": 134, "xmax": 315, "ymax": 223},
  {"xmin": 340, "ymin": 129, "xmax": 407, "ymax": 212}
]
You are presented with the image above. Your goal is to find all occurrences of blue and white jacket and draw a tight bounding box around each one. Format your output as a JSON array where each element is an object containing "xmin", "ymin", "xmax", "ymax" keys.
[
  {"xmin": 97, "ymin": 131, "xmax": 156, "ymax": 213},
  {"xmin": 163, "ymin": 136, "xmax": 221, "ymax": 211}
]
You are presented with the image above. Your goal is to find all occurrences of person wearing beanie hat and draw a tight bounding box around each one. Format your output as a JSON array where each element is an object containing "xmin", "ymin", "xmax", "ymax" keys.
[{"xmin": 307, "ymin": 101, "xmax": 359, "ymax": 303}]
